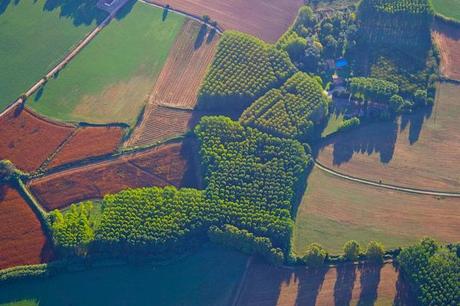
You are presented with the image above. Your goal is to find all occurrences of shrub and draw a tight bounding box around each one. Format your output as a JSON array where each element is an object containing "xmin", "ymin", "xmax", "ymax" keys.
[
  {"xmin": 343, "ymin": 240, "xmax": 361, "ymax": 261},
  {"xmin": 302, "ymin": 243, "xmax": 327, "ymax": 267},
  {"xmin": 338, "ymin": 117, "xmax": 360, "ymax": 132},
  {"xmin": 366, "ymin": 241, "xmax": 385, "ymax": 263}
]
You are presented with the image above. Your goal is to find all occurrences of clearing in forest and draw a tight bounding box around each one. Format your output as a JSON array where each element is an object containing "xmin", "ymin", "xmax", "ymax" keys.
[
  {"xmin": 0, "ymin": 0, "xmax": 105, "ymax": 111},
  {"xmin": 432, "ymin": 20, "xmax": 460, "ymax": 81},
  {"xmin": 293, "ymin": 168, "xmax": 460, "ymax": 255},
  {"xmin": 0, "ymin": 185, "xmax": 53, "ymax": 270},
  {"xmin": 29, "ymin": 141, "xmax": 200, "ymax": 211},
  {"xmin": 152, "ymin": 0, "xmax": 303, "ymax": 43},
  {"xmin": 237, "ymin": 259, "xmax": 415, "ymax": 305},
  {"xmin": 316, "ymin": 82, "xmax": 460, "ymax": 192},
  {"xmin": 29, "ymin": 2, "xmax": 184, "ymax": 126},
  {"xmin": 431, "ymin": 0, "xmax": 460, "ymax": 22}
]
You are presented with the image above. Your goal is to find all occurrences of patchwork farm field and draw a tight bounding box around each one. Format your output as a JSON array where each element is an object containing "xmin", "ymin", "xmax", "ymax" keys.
[
  {"xmin": 0, "ymin": 245, "xmax": 247, "ymax": 306},
  {"xmin": 29, "ymin": 2, "xmax": 184, "ymax": 126},
  {"xmin": 293, "ymin": 168, "xmax": 460, "ymax": 255},
  {"xmin": 0, "ymin": 185, "xmax": 53, "ymax": 270},
  {"xmin": 153, "ymin": 0, "xmax": 303, "ymax": 43},
  {"xmin": 238, "ymin": 259, "xmax": 414, "ymax": 305},
  {"xmin": 433, "ymin": 20, "xmax": 460, "ymax": 81},
  {"xmin": 316, "ymin": 83, "xmax": 460, "ymax": 192},
  {"xmin": 29, "ymin": 141, "xmax": 199, "ymax": 210},
  {"xmin": 431, "ymin": 0, "xmax": 460, "ymax": 22},
  {"xmin": 0, "ymin": 0, "xmax": 104, "ymax": 111}
]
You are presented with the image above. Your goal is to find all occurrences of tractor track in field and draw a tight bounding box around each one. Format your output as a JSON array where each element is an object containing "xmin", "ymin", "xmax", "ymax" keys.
[{"xmin": 313, "ymin": 160, "xmax": 460, "ymax": 198}]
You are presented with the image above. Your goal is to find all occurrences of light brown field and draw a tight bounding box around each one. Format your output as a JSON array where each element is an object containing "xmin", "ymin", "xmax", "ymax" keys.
[
  {"xmin": 433, "ymin": 20, "xmax": 460, "ymax": 81},
  {"xmin": 152, "ymin": 0, "xmax": 303, "ymax": 43},
  {"xmin": 0, "ymin": 185, "xmax": 53, "ymax": 270},
  {"xmin": 29, "ymin": 140, "xmax": 200, "ymax": 211},
  {"xmin": 293, "ymin": 168, "xmax": 460, "ymax": 255},
  {"xmin": 237, "ymin": 260, "xmax": 415, "ymax": 306},
  {"xmin": 316, "ymin": 82, "xmax": 460, "ymax": 192}
]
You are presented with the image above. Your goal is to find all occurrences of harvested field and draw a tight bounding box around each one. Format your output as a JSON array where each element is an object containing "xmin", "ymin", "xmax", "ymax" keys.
[
  {"xmin": 293, "ymin": 168, "xmax": 460, "ymax": 255},
  {"xmin": 152, "ymin": 0, "xmax": 304, "ymax": 43},
  {"xmin": 433, "ymin": 20, "xmax": 460, "ymax": 81},
  {"xmin": 47, "ymin": 126, "xmax": 124, "ymax": 169},
  {"xmin": 237, "ymin": 259, "xmax": 415, "ymax": 305},
  {"xmin": 29, "ymin": 141, "xmax": 199, "ymax": 211},
  {"xmin": 316, "ymin": 83, "xmax": 460, "ymax": 192},
  {"xmin": 127, "ymin": 106, "xmax": 213, "ymax": 147},
  {"xmin": 0, "ymin": 106, "xmax": 75, "ymax": 172},
  {"xmin": 0, "ymin": 185, "xmax": 53, "ymax": 270}
]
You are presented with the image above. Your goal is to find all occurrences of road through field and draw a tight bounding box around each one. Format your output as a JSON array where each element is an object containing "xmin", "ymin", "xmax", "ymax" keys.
[{"xmin": 313, "ymin": 161, "xmax": 460, "ymax": 198}]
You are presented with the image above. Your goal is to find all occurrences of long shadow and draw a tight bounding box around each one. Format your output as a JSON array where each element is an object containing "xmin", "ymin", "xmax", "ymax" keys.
[
  {"xmin": 393, "ymin": 266, "xmax": 418, "ymax": 306},
  {"xmin": 0, "ymin": 0, "xmax": 12, "ymax": 15},
  {"xmin": 334, "ymin": 264, "xmax": 357, "ymax": 306},
  {"xmin": 194, "ymin": 24, "xmax": 208, "ymax": 50},
  {"xmin": 34, "ymin": 86, "xmax": 45, "ymax": 102},
  {"xmin": 294, "ymin": 267, "xmax": 328, "ymax": 306},
  {"xmin": 357, "ymin": 263, "xmax": 382, "ymax": 306},
  {"xmin": 0, "ymin": 184, "xmax": 7, "ymax": 202},
  {"xmin": 400, "ymin": 106, "xmax": 432, "ymax": 145}
]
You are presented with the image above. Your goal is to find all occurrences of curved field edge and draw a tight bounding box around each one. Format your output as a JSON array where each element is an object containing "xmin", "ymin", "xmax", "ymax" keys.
[
  {"xmin": 293, "ymin": 167, "xmax": 460, "ymax": 255},
  {"xmin": 29, "ymin": 2, "xmax": 185, "ymax": 126},
  {"xmin": 431, "ymin": 0, "xmax": 460, "ymax": 23}
]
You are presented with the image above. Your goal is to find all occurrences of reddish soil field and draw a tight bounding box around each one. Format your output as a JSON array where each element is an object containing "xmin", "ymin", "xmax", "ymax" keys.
[
  {"xmin": 127, "ymin": 106, "xmax": 212, "ymax": 147},
  {"xmin": 433, "ymin": 20, "xmax": 460, "ymax": 81},
  {"xmin": 47, "ymin": 126, "xmax": 124, "ymax": 169},
  {"xmin": 0, "ymin": 106, "xmax": 75, "ymax": 172},
  {"xmin": 152, "ymin": 0, "xmax": 303, "ymax": 43},
  {"xmin": 237, "ymin": 260, "xmax": 416, "ymax": 305},
  {"xmin": 0, "ymin": 185, "xmax": 53, "ymax": 270},
  {"xmin": 29, "ymin": 141, "xmax": 200, "ymax": 211},
  {"xmin": 316, "ymin": 83, "xmax": 460, "ymax": 192}
]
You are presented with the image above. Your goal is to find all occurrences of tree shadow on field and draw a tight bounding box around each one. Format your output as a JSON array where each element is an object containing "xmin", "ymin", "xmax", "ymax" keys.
[
  {"xmin": 207, "ymin": 27, "xmax": 217, "ymax": 44},
  {"xmin": 334, "ymin": 264, "xmax": 357, "ymax": 305},
  {"xmin": 393, "ymin": 266, "xmax": 418, "ymax": 306},
  {"xmin": 161, "ymin": 4, "xmax": 169, "ymax": 21},
  {"xmin": 194, "ymin": 24, "xmax": 208, "ymax": 50},
  {"xmin": 357, "ymin": 263, "xmax": 382, "ymax": 306},
  {"xmin": 0, "ymin": 185, "xmax": 7, "ymax": 202},
  {"xmin": 294, "ymin": 267, "xmax": 328, "ymax": 306},
  {"xmin": 34, "ymin": 86, "xmax": 45, "ymax": 102}
]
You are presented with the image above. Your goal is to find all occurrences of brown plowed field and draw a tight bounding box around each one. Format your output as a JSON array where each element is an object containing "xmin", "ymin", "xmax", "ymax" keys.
[
  {"xmin": 127, "ymin": 106, "xmax": 213, "ymax": 147},
  {"xmin": 433, "ymin": 20, "xmax": 460, "ymax": 81},
  {"xmin": 316, "ymin": 83, "xmax": 460, "ymax": 192},
  {"xmin": 0, "ymin": 185, "xmax": 53, "ymax": 270},
  {"xmin": 0, "ymin": 106, "xmax": 75, "ymax": 172},
  {"xmin": 152, "ymin": 0, "xmax": 303, "ymax": 43},
  {"xmin": 29, "ymin": 141, "xmax": 199, "ymax": 211},
  {"xmin": 237, "ymin": 260, "xmax": 415, "ymax": 306},
  {"xmin": 293, "ymin": 168, "xmax": 460, "ymax": 255},
  {"xmin": 47, "ymin": 126, "xmax": 124, "ymax": 169}
]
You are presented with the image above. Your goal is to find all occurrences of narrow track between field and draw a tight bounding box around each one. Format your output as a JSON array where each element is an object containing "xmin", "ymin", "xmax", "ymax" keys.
[{"xmin": 314, "ymin": 160, "xmax": 460, "ymax": 198}]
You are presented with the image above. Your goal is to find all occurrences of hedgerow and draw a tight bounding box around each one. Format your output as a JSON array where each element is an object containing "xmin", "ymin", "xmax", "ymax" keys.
[
  {"xmin": 398, "ymin": 238, "xmax": 459, "ymax": 306},
  {"xmin": 240, "ymin": 72, "xmax": 329, "ymax": 140},
  {"xmin": 198, "ymin": 31, "xmax": 297, "ymax": 110}
]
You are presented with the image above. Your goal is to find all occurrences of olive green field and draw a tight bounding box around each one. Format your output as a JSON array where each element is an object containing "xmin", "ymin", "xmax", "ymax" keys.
[{"xmin": 431, "ymin": 0, "xmax": 460, "ymax": 21}]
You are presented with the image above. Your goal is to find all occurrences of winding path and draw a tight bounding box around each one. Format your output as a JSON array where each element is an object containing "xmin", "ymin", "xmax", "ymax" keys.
[{"xmin": 313, "ymin": 160, "xmax": 460, "ymax": 198}]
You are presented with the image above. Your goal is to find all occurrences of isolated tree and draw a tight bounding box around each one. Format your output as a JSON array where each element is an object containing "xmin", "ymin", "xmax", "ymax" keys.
[
  {"xmin": 302, "ymin": 243, "xmax": 327, "ymax": 267},
  {"xmin": 343, "ymin": 240, "xmax": 361, "ymax": 261},
  {"xmin": 366, "ymin": 241, "xmax": 385, "ymax": 263}
]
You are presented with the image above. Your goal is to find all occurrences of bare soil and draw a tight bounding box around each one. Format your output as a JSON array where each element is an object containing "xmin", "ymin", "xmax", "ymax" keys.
[
  {"xmin": 0, "ymin": 185, "xmax": 53, "ymax": 270},
  {"xmin": 47, "ymin": 126, "xmax": 124, "ymax": 169},
  {"xmin": 152, "ymin": 0, "xmax": 304, "ymax": 43},
  {"xmin": 0, "ymin": 106, "xmax": 75, "ymax": 172},
  {"xmin": 316, "ymin": 83, "xmax": 460, "ymax": 192},
  {"xmin": 29, "ymin": 140, "xmax": 200, "ymax": 211},
  {"xmin": 237, "ymin": 260, "xmax": 415, "ymax": 305},
  {"xmin": 433, "ymin": 20, "xmax": 460, "ymax": 81}
]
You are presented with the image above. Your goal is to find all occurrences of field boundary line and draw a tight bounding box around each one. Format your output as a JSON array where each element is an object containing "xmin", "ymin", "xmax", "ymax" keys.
[
  {"xmin": 314, "ymin": 160, "xmax": 460, "ymax": 198},
  {"xmin": 231, "ymin": 256, "xmax": 253, "ymax": 306},
  {"xmin": 139, "ymin": 0, "xmax": 224, "ymax": 34}
]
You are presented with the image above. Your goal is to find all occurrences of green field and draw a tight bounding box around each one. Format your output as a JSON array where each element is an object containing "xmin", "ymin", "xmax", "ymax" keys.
[
  {"xmin": 0, "ymin": 245, "xmax": 247, "ymax": 306},
  {"xmin": 0, "ymin": 0, "xmax": 104, "ymax": 111},
  {"xmin": 30, "ymin": 2, "xmax": 184, "ymax": 126},
  {"xmin": 432, "ymin": 0, "xmax": 460, "ymax": 21},
  {"xmin": 293, "ymin": 168, "xmax": 459, "ymax": 255}
]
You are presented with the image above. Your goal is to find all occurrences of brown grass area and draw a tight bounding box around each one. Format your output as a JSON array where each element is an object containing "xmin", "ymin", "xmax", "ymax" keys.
[
  {"xmin": 153, "ymin": 0, "xmax": 303, "ymax": 43},
  {"xmin": 433, "ymin": 20, "xmax": 460, "ymax": 81},
  {"xmin": 237, "ymin": 260, "xmax": 415, "ymax": 306},
  {"xmin": 0, "ymin": 106, "xmax": 75, "ymax": 172},
  {"xmin": 293, "ymin": 168, "xmax": 460, "ymax": 255},
  {"xmin": 0, "ymin": 185, "xmax": 53, "ymax": 270},
  {"xmin": 29, "ymin": 140, "xmax": 199, "ymax": 211},
  {"xmin": 316, "ymin": 83, "xmax": 460, "ymax": 192},
  {"xmin": 47, "ymin": 126, "xmax": 124, "ymax": 169}
]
